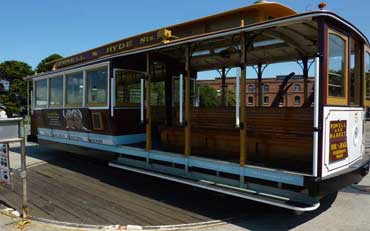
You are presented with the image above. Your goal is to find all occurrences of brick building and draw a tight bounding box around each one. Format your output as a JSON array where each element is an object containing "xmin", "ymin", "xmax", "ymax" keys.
[{"xmin": 197, "ymin": 75, "xmax": 315, "ymax": 107}]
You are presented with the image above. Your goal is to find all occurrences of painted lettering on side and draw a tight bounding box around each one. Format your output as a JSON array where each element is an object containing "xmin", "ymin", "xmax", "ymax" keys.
[{"xmin": 329, "ymin": 120, "xmax": 348, "ymax": 163}]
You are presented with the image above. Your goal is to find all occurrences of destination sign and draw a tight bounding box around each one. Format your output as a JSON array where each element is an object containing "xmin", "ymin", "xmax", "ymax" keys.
[
  {"xmin": 55, "ymin": 29, "xmax": 172, "ymax": 69},
  {"xmin": 329, "ymin": 120, "xmax": 348, "ymax": 163}
]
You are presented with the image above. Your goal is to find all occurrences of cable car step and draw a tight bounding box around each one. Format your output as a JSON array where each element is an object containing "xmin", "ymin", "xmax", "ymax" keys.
[{"xmin": 109, "ymin": 162, "xmax": 320, "ymax": 212}]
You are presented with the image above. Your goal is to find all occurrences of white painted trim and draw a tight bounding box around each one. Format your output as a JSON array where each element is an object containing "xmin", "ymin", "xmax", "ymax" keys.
[
  {"xmin": 33, "ymin": 62, "xmax": 110, "ymax": 110},
  {"xmin": 313, "ymin": 57, "xmax": 320, "ymax": 177},
  {"xmin": 179, "ymin": 74, "xmax": 184, "ymax": 124},
  {"xmin": 141, "ymin": 78, "xmax": 145, "ymax": 123},
  {"xmin": 235, "ymin": 68, "xmax": 241, "ymax": 127},
  {"xmin": 82, "ymin": 70, "xmax": 86, "ymax": 107},
  {"xmin": 62, "ymin": 74, "xmax": 66, "ymax": 107}
]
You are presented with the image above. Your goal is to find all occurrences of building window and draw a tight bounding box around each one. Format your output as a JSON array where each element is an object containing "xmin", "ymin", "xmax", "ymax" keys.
[
  {"xmin": 263, "ymin": 84, "xmax": 269, "ymax": 93},
  {"xmin": 263, "ymin": 96, "xmax": 269, "ymax": 105},
  {"xmin": 328, "ymin": 33, "xmax": 346, "ymax": 97},
  {"xmin": 116, "ymin": 70, "xmax": 144, "ymax": 107},
  {"xmin": 49, "ymin": 76, "xmax": 63, "ymax": 107},
  {"xmin": 248, "ymin": 84, "xmax": 255, "ymax": 93},
  {"xmin": 295, "ymin": 84, "xmax": 301, "ymax": 92},
  {"xmin": 66, "ymin": 71, "xmax": 84, "ymax": 107},
  {"xmin": 248, "ymin": 96, "xmax": 254, "ymax": 105},
  {"xmin": 86, "ymin": 66, "xmax": 108, "ymax": 107},
  {"xmin": 295, "ymin": 96, "xmax": 301, "ymax": 105},
  {"xmin": 35, "ymin": 79, "xmax": 47, "ymax": 108}
]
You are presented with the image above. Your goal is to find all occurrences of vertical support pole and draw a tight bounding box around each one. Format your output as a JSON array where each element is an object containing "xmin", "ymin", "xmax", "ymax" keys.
[
  {"xmin": 313, "ymin": 57, "xmax": 320, "ymax": 177},
  {"xmin": 240, "ymin": 33, "xmax": 247, "ymax": 167},
  {"xmin": 146, "ymin": 53, "xmax": 152, "ymax": 151},
  {"xmin": 27, "ymin": 81, "xmax": 30, "ymax": 118},
  {"xmin": 165, "ymin": 66, "xmax": 173, "ymax": 125},
  {"xmin": 303, "ymin": 57, "xmax": 309, "ymax": 104},
  {"xmin": 140, "ymin": 78, "xmax": 145, "ymax": 123},
  {"xmin": 221, "ymin": 67, "xmax": 227, "ymax": 107},
  {"xmin": 184, "ymin": 46, "xmax": 192, "ymax": 158},
  {"xmin": 20, "ymin": 120, "xmax": 28, "ymax": 218},
  {"xmin": 257, "ymin": 64, "xmax": 263, "ymax": 107},
  {"xmin": 235, "ymin": 69, "xmax": 240, "ymax": 127}
]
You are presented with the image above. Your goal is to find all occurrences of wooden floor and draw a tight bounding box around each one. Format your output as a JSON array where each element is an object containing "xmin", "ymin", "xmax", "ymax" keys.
[{"xmin": 0, "ymin": 149, "xmax": 258, "ymax": 226}]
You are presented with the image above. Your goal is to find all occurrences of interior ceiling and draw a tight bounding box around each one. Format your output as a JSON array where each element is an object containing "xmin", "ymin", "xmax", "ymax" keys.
[{"xmin": 157, "ymin": 21, "xmax": 319, "ymax": 72}]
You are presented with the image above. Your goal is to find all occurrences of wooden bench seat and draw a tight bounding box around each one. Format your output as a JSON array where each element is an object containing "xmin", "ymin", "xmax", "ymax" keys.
[{"xmin": 159, "ymin": 107, "xmax": 314, "ymax": 172}]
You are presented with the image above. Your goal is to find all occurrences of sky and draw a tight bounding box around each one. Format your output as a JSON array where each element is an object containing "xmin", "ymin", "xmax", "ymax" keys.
[{"xmin": 0, "ymin": 0, "xmax": 369, "ymax": 78}]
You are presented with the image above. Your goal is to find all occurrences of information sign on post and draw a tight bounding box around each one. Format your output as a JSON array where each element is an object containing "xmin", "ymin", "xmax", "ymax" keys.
[{"xmin": 0, "ymin": 143, "xmax": 11, "ymax": 184}]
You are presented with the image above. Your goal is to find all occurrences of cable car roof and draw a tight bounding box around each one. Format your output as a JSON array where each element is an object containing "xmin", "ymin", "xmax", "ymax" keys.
[{"xmin": 25, "ymin": 4, "xmax": 369, "ymax": 80}]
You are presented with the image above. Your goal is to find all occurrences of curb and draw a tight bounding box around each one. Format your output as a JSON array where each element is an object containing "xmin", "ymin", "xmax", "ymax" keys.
[{"xmin": 0, "ymin": 204, "xmax": 241, "ymax": 230}]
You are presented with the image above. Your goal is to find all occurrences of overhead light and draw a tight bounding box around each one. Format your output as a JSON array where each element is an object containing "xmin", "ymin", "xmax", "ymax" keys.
[
  {"xmin": 253, "ymin": 39, "xmax": 284, "ymax": 48},
  {"xmin": 193, "ymin": 50, "xmax": 210, "ymax": 56}
]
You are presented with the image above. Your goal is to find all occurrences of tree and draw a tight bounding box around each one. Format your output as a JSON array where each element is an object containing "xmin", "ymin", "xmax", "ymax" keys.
[
  {"xmin": 0, "ymin": 60, "xmax": 33, "ymax": 116},
  {"xmin": 198, "ymin": 85, "xmax": 219, "ymax": 108},
  {"xmin": 35, "ymin": 54, "xmax": 63, "ymax": 73},
  {"xmin": 0, "ymin": 61, "xmax": 34, "ymax": 82}
]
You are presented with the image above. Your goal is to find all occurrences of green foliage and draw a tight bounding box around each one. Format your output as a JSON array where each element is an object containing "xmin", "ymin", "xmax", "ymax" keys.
[
  {"xmin": 0, "ymin": 60, "xmax": 34, "ymax": 116},
  {"xmin": 198, "ymin": 85, "xmax": 219, "ymax": 108},
  {"xmin": 0, "ymin": 61, "xmax": 34, "ymax": 81},
  {"xmin": 35, "ymin": 54, "xmax": 63, "ymax": 73}
]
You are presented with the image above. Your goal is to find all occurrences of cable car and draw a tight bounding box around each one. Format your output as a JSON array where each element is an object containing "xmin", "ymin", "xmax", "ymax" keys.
[{"xmin": 24, "ymin": 1, "xmax": 370, "ymax": 212}]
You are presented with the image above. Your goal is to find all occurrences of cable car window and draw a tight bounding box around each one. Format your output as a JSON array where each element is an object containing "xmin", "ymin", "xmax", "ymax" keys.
[
  {"xmin": 86, "ymin": 67, "xmax": 108, "ymax": 107},
  {"xmin": 366, "ymin": 52, "xmax": 370, "ymax": 101},
  {"xmin": 151, "ymin": 81, "xmax": 165, "ymax": 106},
  {"xmin": 66, "ymin": 71, "xmax": 83, "ymax": 107},
  {"xmin": 35, "ymin": 79, "xmax": 47, "ymax": 108},
  {"xmin": 328, "ymin": 33, "xmax": 346, "ymax": 98},
  {"xmin": 49, "ymin": 76, "xmax": 63, "ymax": 107},
  {"xmin": 116, "ymin": 71, "xmax": 144, "ymax": 107}
]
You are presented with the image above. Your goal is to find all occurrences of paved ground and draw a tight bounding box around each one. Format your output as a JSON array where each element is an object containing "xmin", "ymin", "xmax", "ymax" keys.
[{"xmin": 0, "ymin": 123, "xmax": 369, "ymax": 230}]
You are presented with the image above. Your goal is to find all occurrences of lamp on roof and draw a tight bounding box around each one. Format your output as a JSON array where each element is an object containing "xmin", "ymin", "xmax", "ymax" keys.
[{"xmin": 318, "ymin": 2, "xmax": 327, "ymax": 10}]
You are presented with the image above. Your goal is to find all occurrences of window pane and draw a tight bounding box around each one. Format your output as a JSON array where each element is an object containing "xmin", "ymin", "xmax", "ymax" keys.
[
  {"xmin": 66, "ymin": 72, "xmax": 83, "ymax": 106},
  {"xmin": 151, "ymin": 81, "xmax": 165, "ymax": 106},
  {"xmin": 116, "ymin": 71, "xmax": 144, "ymax": 106},
  {"xmin": 295, "ymin": 84, "xmax": 301, "ymax": 92},
  {"xmin": 263, "ymin": 85, "xmax": 269, "ymax": 92},
  {"xmin": 295, "ymin": 96, "xmax": 301, "ymax": 105},
  {"xmin": 366, "ymin": 52, "xmax": 370, "ymax": 100},
  {"xmin": 35, "ymin": 79, "xmax": 47, "ymax": 108},
  {"xmin": 328, "ymin": 33, "xmax": 346, "ymax": 97},
  {"xmin": 49, "ymin": 76, "xmax": 63, "ymax": 107},
  {"xmin": 87, "ymin": 67, "xmax": 108, "ymax": 106}
]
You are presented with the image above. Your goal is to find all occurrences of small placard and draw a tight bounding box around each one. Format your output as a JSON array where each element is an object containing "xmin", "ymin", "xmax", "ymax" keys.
[
  {"xmin": 0, "ymin": 143, "xmax": 11, "ymax": 184},
  {"xmin": 329, "ymin": 120, "xmax": 348, "ymax": 163}
]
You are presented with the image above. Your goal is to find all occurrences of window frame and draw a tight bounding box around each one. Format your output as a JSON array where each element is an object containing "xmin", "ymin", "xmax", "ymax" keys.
[
  {"xmin": 364, "ymin": 46, "xmax": 370, "ymax": 106},
  {"xmin": 114, "ymin": 69, "xmax": 146, "ymax": 108},
  {"xmin": 294, "ymin": 96, "xmax": 301, "ymax": 105},
  {"xmin": 48, "ymin": 75, "xmax": 64, "ymax": 108},
  {"xmin": 34, "ymin": 79, "xmax": 48, "ymax": 109},
  {"xmin": 327, "ymin": 28, "xmax": 349, "ymax": 105},
  {"xmin": 32, "ymin": 62, "xmax": 110, "ymax": 110},
  {"xmin": 85, "ymin": 66, "xmax": 109, "ymax": 107}
]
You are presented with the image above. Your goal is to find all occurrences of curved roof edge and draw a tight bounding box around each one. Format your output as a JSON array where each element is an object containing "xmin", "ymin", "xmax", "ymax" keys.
[{"xmin": 24, "ymin": 11, "xmax": 369, "ymax": 81}]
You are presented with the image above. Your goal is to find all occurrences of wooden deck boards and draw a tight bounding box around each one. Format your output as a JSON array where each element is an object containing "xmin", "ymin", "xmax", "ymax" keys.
[{"xmin": 0, "ymin": 152, "xmax": 255, "ymax": 226}]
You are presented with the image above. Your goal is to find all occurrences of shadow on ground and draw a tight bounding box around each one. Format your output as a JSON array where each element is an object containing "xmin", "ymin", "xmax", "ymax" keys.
[{"xmin": 4, "ymin": 144, "xmax": 337, "ymax": 229}]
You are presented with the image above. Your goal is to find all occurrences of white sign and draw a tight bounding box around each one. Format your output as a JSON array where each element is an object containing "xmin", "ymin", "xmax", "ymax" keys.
[{"xmin": 0, "ymin": 143, "xmax": 11, "ymax": 184}]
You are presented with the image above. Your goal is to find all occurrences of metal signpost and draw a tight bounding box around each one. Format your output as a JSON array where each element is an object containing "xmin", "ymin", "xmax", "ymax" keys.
[{"xmin": 0, "ymin": 118, "xmax": 28, "ymax": 218}]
